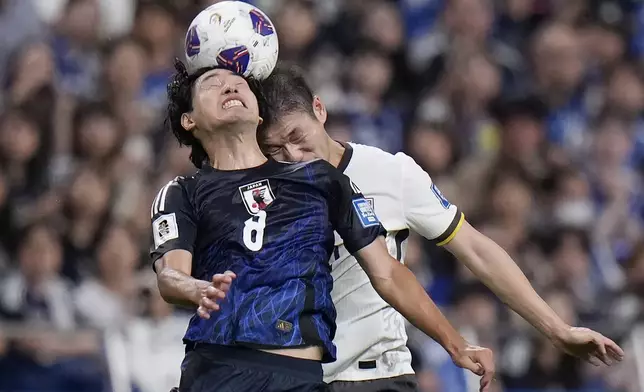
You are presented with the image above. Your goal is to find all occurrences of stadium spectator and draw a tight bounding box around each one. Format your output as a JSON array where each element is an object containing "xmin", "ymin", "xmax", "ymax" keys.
[
  {"xmin": 75, "ymin": 224, "xmax": 140, "ymax": 329},
  {"xmin": 124, "ymin": 275, "xmax": 185, "ymax": 392}
]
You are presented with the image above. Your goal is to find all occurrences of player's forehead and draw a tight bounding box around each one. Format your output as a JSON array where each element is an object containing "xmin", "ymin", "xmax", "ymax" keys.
[
  {"xmin": 267, "ymin": 112, "xmax": 312, "ymax": 138},
  {"xmin": 196, "ymin": 68, "xmax": 245, "ymax": 85},
  {"xmin": 263, "ymin": 123, "xmax": 298, "ymax": 147}
]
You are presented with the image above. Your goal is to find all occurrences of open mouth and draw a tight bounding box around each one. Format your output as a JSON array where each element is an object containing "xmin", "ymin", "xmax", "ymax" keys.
[{"xmin": 222, "ymin": 98, "xmax": 246, "ymax": 110}]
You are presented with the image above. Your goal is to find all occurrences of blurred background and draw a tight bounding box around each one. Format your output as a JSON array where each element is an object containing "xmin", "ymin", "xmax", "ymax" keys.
[{"xmin": 0, "ymin": 0, "xmax": 643, "ymax": 391}]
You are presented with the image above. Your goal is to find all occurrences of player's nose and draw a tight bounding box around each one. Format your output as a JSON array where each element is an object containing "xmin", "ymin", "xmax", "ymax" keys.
[
  {"xmin": 221, "ymin": 81, "xmax": 239, "ymax": 95},
  {"xmin": 284, "ymin": 145, "xmax": 304, "ymax": 162}
]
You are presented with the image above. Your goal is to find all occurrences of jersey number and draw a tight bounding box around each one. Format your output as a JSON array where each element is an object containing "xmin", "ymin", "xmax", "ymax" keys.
[{"xmin": 243, "ymin": 210, "xmax": 267, "ymax": 251}]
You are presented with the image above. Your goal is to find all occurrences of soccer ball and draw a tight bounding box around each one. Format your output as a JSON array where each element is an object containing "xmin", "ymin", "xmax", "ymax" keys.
[{"xmin": 184, "ymin": 1, "xmax": 279, "ymax": 80}]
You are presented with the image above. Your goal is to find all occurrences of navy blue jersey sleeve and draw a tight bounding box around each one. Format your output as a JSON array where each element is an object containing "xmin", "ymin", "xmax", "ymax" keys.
[
  {"xmin": 327, "ymin": 167, "xmax": 385, "ymax": 254},
  {"xmin": 149, "ymin": 177, "xmax": 197, "ymax": 267}
]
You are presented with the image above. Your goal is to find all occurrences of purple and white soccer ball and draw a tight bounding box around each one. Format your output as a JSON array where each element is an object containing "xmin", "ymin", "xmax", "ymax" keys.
[{"xmin": 184, "ymin": 1, "xmax": 278, "ymax": 80}]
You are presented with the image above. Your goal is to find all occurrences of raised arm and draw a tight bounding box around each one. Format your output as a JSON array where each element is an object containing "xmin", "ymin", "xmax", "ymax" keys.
[{"xmin": 398, "ymin": 152, "xmax": 624, "ymax": 365}]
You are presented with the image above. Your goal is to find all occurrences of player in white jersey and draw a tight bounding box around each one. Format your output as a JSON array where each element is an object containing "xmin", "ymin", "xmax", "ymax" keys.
[
  {"xmin": 250, "ymin": 65, "xmax": 625, "ymax": 392},
  {"xmin": 321, "ymin": 143, "xmax": 460, "ymax": 385}
]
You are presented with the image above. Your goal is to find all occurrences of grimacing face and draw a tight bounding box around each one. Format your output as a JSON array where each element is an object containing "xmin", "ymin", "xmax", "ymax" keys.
[
  {"xmin": 182, "ymin": 69, "xmax": 260, "ymax": 133},
  {"xmin": 261, "ymin": 97, "xmax": 329, "ymax": 162}
]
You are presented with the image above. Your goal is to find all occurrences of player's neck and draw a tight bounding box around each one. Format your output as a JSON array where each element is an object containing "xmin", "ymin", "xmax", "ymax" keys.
[
  {"xmin": 203, "ymin": 130, "xmax": 267, "ymax": 170},
  {"xmin": 327, "ymin": 136, "xmax": 345, "ymax": 169}
]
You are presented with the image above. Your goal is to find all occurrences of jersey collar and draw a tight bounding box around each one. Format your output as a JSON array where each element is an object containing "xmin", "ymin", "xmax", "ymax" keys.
[
  {"xmin": 201, "ymin": 157, "xmax": 278, "ymax": 174},
  {"xmin": 337, "ymin": 141, "xmax": 353, "ymax": 173}
]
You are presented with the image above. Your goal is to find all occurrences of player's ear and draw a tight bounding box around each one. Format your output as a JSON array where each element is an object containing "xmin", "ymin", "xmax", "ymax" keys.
[
  {"xmin": 258, "ymin": 116, "xmax": 264, "ymax": 125},
  {"xmin": 312, "ymin": 96, "xmax": 327, "ymax": 125},
  {"xmin": 181, "ymin": 112, "xmax": 197, "ymax": 132}
]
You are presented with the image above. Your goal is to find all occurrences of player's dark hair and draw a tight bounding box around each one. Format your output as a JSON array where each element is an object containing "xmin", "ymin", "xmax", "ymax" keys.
[
  {"xmin": 254, "ymin": 63, "xmax": 316, "ymax": 140},
  {"xmin": 165, "ymin": 59, "xmax": 214, "ymax": 168}
]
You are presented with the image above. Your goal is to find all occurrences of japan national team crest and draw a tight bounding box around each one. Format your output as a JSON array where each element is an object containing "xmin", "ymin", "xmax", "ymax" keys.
[{"xmin": 239, "ymin": 179, "xmax": 275, "ymax": 214}]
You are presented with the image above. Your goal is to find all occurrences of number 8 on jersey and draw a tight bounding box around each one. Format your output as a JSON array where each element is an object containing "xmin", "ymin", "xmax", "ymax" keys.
[{"xmin": 239, "ymin": 179, "xmax": 275, "ymax": 251}]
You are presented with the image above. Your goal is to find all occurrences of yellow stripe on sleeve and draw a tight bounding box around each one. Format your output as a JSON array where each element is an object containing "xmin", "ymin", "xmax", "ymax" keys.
[{"xmin": 436, "ymin": 212, "xmax": 464, "ymax": 246}]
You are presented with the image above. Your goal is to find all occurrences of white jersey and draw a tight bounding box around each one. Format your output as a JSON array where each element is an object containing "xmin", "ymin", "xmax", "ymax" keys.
[{"xmin": 324, "ymin": 143, "xmax": 464, "ymax": 383}]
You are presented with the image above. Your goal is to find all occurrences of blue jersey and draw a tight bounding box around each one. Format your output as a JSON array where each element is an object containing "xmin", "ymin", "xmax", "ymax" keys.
[{"xmin": 150, "ymin": 158, "xmax": 383, "ymax": 362}]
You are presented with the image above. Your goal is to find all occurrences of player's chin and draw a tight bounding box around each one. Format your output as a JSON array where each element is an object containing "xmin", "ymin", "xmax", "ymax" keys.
[{"xmin": 218, "ymin": 111, "xmax": 259, "ymax": 128}]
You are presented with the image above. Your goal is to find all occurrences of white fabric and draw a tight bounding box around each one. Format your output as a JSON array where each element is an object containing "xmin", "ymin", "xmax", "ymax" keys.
[
  {"xmin": 125, "ymin": 315, "xmax": 188, "ymax": 392},
  {"xmin": 74, "ymin": 280, "xmax": 129, "ymax": 329},
  {"xmin": 324, "ymin": 143, "xmax": 460, "ymax": 383}
]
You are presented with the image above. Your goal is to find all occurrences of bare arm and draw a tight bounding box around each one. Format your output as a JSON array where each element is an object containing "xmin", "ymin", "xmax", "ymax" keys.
[
  {"xmin": 398, "ymin": 152, "xmax": 623, "ymax": 365},
  {"xmin": 445, "ymin": 221, "xmax": 569, "ymax": 340},
  {"xmin": 355, "ymin": 237, "xmax": 467, "ymax": 356},
  {"xmin": 355, "ymin": 236, "xmax": 495, "ymax": 390},
  {"xmin": 154, "ymin": 249, "xmax": 210, "ymax": 308},
  {"xmin": 444, "ymin": 221, "xmax": 625, "ymax": 365},
  {"xmin": 396, "ymin": 152, "xmax": 569, "ymax": 341}
]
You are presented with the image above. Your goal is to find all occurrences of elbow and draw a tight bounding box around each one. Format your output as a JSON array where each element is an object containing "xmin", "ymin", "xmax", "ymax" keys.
[
  {"xmin": 370, "ymin": 274, "xmax": 394, "ymax": 295},
  {"xmin": 155, "ymin": 267, "xmax": 173, "ymax": 303},
  {"xmin": 355, "ymin": 239, "xmax": 400, "ymax": 297},
  {"xmin": 455, "ymin": 237, "xmax": 516, "ymax": 290},
  {"xmin": 368, "ymin": 262, "xmax": 403, "ymax": 301},
  {"xmin": 459, "ymin": 246, "xmax": 497, "ymax": 281},
  {"xmin": 369, "ymin": 262, "xmax": 427, "ymax": 317},
  {"xmin": 460, "ymin": 245, "xmax": 490, "ymax": 273},
  {"xmin": 370, "ymin": 277, "xmax": 398, "ymax": 307}
]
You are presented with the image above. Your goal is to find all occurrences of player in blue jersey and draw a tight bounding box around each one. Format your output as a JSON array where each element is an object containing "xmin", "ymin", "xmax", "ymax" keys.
[
  {"xmin": 253, "ymin": 65, "xmax": 625, "ymax": 392},
  {"xmin": 152, "ymin": 60, "xmax": 494, "ymax": 392}
]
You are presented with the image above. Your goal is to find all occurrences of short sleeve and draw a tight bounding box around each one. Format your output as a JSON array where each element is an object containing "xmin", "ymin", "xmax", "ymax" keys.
[
  {"xmin": 397, "ymin": 153, "xmax": 464, "ymax": 246},
  {"xmin": 327, "ymin": 167, "xmax": 385, "ymax": 254},
  {"xmin": 149, "ymin": 177, "xmax": 198, "ymax": 266}
]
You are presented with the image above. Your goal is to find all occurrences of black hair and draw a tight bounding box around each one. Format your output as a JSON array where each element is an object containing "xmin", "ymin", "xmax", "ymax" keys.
[
  {"xmin": 166, "ymin": 59, "xmax": 264, "ymax": 168},
  {"xmin": 254, "ymin": 63, "xmax": 316, "ymax": 142},
  {"xmin": 165, "ymin": 59, "xmax": 215, "ymax": 169}
]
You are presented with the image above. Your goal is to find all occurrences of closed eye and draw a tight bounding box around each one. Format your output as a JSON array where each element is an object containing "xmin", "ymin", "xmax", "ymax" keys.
[
  {"xmin": 289, "ymin": 130, "xmax": 305, "ymax": 143},
  {"xmin": 263, "ymin": 145, "xmax": 282, "ymax": 156}
]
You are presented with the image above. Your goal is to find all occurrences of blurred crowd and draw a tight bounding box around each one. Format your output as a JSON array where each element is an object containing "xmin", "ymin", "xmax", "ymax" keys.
[{"xmin": 0, "ymin": 0, "xmax": 643, "ymax": 391}]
